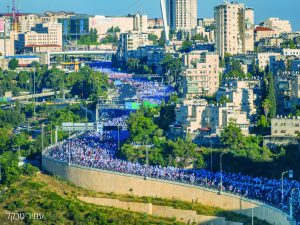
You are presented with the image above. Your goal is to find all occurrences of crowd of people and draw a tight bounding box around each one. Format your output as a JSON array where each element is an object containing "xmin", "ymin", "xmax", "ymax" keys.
[
  {"xmin": 90, "ymin": 62, "xmax": 174, "ymax": 105},
  {"xmin": 45, "ymin": 131, "xmax": 300, "ymax": 220},
  {"xmin": 55, "ymin": 62, "xmax": 299, "ymax": 221}
]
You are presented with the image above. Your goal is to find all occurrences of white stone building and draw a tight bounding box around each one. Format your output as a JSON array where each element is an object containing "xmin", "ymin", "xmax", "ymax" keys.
[
  {"xmin": 181, "ymin": 51, "xmax": 220, "ymax": 98},
  {"xmin": 214, "ymin": 2, "xmax": 254, "ymax": 58}
]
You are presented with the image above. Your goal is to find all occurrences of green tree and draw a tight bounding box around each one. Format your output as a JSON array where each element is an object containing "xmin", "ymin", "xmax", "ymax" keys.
[
  {"xmin": 0, "ymin": 128, "xmax": 11, "ymax": 153},
  {"xmin": 160, "ymin": 54, "xmax": 182, "ymax": 84},
  {"xmin": 180, "ymin": 40, "xmax": 193, "ymax": 53},
  {"xmin": 262, "ymin": 99, "xmax": 271, "ymax": 122},
  {"xmin": 0, "ymin": 152, "xmax": 21, "ymax": 185},
  {"xmin": 127, "ymin": 111, "xmax": 158, "ymax": 144},
  {"xmin": 8, "ymin": 58, "xmax": 19, "ymax": 70},
  {"xmin": 266, "ymin": 72, "xmax": 276, "ymax": 118},
  {"xmin": 148, "ymin": 33, "xmax": 158, "ymax": 45},
  {"xmin": 221, "ymin": 119, "xmax": 244, "ymax": 149}
]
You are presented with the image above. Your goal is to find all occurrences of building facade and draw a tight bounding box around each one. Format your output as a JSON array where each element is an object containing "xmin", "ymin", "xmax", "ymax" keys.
[
  {"xmin": 254, "ymin": 26, "xmax": 278, "ymax": 42},
  {"xmin": 117, "ymin": 32, "xmax": 149, "ymax": 60},
  {"xmin": 214, "ymin": 2, "xmax": 254, "ymax": 58},
  {"xmin": 181, "ymin": 51, "xmax": 220, "ymax": 98},
  {"xmin": 18, "ymin": 22, "xmax": 62, "ymax": 53},
  {"xmin": 262, "ymin": 18, "xmax": 292, "ymax": 34},
  {"xmin": 166, "ymin": 0, "xmax": 197, "ymax": 31},
  {"xmin": 170, "ymin": 99, "xmax": 250, "ymax": 137},
  {"xmin": 216, "ymin": 80, "xmax": 259, "ymax": 120},
  {"xmin": 274, "ymin": 71, "xmax": 300, "ymax": 115}
]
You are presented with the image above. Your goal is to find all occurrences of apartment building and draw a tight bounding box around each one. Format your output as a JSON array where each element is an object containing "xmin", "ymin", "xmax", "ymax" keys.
[
  {"xmin": 262, "ymin": 18, "xmax": 292, "ymax": 34},
  {"xmin": 117, "ymin": 32, "xmax": 149, "ymax": 60},
  {"xmin": 170, "ymin": 99, "xmax": 250, "ymax": 137},
  {"xmin": 166, "ymin": 0, "xmax": 198, "ymax": 31},
  {"xmin": 257, "ymin": 52, "xmax": 281, "ymax": 70},
  {"xmin": 254, "ymin": 26, "xmax": 278, "ymax": 42},
  {"xmin": 89, "ymin": 14, "xmax": 148, "ymax": 35},
  {"xmin": 282, "ymin": 49, "xmax": 300, "ymax": 57},
  {"xmin": 216, "ymin": 80, "xmax": 259, "ymax": 119},
  {"xmin": 181, "ymin": 51, "xmax": 220, "ymax": 98},
  {"xmin": 214, "ymin": 2, "xmax": 254, "ymax": 58},
  {"xmin": 18, "ymin": 22, "xmax": 62, "ymax": 53},
  {"xmin": 271, "ymin": 117, "xmax": 300, "ymax": 137},
  {"xmin": 274, "ymin": 71, "xmax": 300, "ymax": 115}
]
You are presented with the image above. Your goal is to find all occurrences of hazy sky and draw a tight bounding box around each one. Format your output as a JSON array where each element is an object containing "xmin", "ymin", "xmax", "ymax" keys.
[{"xmin": 1, "ymin": 0, "xmax": 299, "ymax": 30}]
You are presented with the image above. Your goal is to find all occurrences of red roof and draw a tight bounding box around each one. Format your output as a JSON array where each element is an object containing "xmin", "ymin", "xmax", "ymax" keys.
[
  {"xmin": 254, "ymin": 26, "xmax": 275, "ymax": 32},
  {"xmin": 25, "ymin": 44, "xmax": 61, "ymax": 48}
]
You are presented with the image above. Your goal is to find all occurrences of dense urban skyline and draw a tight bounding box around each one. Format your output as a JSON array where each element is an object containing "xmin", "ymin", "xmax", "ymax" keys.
[{"xmin": 1, "ymin": 0, "xmax": 299, "ymax": 30}]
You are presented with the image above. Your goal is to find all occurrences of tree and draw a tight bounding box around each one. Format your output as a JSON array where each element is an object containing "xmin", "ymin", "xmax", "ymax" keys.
[
  {"xmin": 127, "ymin": 111, "xmax": 158, "ymax": 144},
  {"xmin": 66, "ymin": 66, "xmax": 108, "ymax": 100},
  {"xmin": 180, "ymin": 40, "xmax": 193, "ymax": 53},
  {"xmin": 0, "ymin": 152, "xmax": 21, "ymax": 185},
  {"xmin": 221, "ymin": 119, "xmax": 244, "ymax": 149},
  {"xmin": 266, "ymin": 72, "xmax": 276, "ymax": 118},
  {"xmin": 262, "ymin": 99, "xmax": 271, "ymax": 122},
  {"xmin": 148, "ymin": 33, "xmax": 158, "ymax": 45},
  {"xmin": 160, "ymin": 54, "xmax": 182, "ymax": 84},
  {"xmin": 0, "ymin": 128, "xmax": 11, "ymax": 153},
  {"xmin": 8, "ymin": 58, "xmax": 19, "ymax": 70}
]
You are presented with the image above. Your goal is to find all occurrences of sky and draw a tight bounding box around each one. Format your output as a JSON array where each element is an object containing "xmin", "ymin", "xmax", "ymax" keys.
[{"xmin": 1, "ymin": 0, "xmax": 300, "ymax": 30}]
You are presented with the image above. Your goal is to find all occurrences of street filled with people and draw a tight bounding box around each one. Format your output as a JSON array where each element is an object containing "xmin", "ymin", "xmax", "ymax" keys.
[
  {"xmin": 45, "ymin": 62, "xmax": 300, "ymax": 221},
  {"xmin": 45, "ymin": 130, "xmax": 300, "ymax": 218}
]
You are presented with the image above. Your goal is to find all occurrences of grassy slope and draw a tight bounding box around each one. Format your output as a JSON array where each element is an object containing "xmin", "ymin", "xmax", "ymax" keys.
[
  {"xmin": 0, "ymin": 174, "xmax": 184, "ymax": 225},
  {"xmin": 0, "ymin": 173, "xmax": 271, "ymax": 225}
]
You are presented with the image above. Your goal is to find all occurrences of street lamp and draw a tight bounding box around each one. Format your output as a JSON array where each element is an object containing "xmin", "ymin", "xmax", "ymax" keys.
[
  {"xmin": 220, "ymin": 152, "xmax": 226, "ymax": 194},
  {"xmin": 281, "ymin": 170, "xmax": 293, "ymax": 211},
  {"xmin": 209, "ymin": 140, "xmax": 213, "ymax": 172},
  {"xmin": 289, "ymin": 188, "xmax": 299, "ymax": 223},
  {"xmin": 41, "ymin": 124, "xmax": 44, "ymax": 154}
]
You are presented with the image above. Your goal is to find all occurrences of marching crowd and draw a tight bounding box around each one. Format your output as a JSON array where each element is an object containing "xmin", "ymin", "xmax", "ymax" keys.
[
  {"xmin": 46, "ymin": 130, "xmax": 300, "ymax": 219},
  {"xmin": 91, "ymin": 63, "xmax": 174, "ymax": 105},
  {"xmin": 49, "ymin": 62, "xmax": 299, "ymax": 221}
]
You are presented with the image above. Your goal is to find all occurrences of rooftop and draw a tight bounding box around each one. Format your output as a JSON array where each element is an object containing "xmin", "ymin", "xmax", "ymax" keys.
[{"xmin": 254, "ymin": 26, "xmax": 275, "ymax": 32}]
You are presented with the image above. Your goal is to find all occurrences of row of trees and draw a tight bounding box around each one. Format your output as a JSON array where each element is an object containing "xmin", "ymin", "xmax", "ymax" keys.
[
  {"xmin": 260, "ymin": 71, "xmax": 277, "ymax": 129},
  {"xmin": 0, "ymin": 64, "xmax": 109, "ymax": 101}
]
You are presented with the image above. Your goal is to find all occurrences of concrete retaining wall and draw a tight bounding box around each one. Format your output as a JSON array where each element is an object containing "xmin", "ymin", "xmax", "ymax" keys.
[
  {"xmin": 79, "ymin": 197, "xmax": 225, "ymax": 225},
  {"xmin": 42, "ymin": 156, "xmax": 290, "ymax": 225}
]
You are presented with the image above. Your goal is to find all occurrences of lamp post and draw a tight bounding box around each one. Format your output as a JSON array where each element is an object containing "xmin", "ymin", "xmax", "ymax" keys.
[
  {"xmin": 251, "ymin": 199, "xmax": 254, "ymax": 225},
  {"xmin": 282, "ymin": 170, "xmax": 293, "ymax": 211},
  {"xmin": 209, "ymin": 140, "xmax": 213, "ymax": 172},
  {"xmin": 289, "ymin": 188, "xmax": 299, "ymax": 225},
  {"xmin": 117, "ymin": 125, "xmax": 120, "ymax": 151},
  {"xmin": 220, "ymin": 152, "xmax": 226, "ymax": 194},
  {"xmin": 282, "ymin": 171, "xmax": 288, "ymax": 211},
  {"xmin": 41, "ymin": 124, "xmax": 44, "ymax": 154}
]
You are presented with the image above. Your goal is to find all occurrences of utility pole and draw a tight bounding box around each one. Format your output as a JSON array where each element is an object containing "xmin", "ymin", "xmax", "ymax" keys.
[
  {"xmin": 282, "ymin": 170, "xmax": 293, "ymax": 211},
  {"xmin": 220, "ymin": 152, "xmax": 226, "ymax": 194},
  {"xmin": 117, "ymin": 125, "xmax": 120, "ymax": 151},
  {"xmin": 210, "ymin": 140, "xmax": 213, "ymax": 172},
  {"xmin": 68, "ymin": 108, "xmax": 71, "ymax": 165},
  {"xmin": 32, "ymin": 70, "xmax": 36, "ymax": 121},
  {"xmin": 41, "ymin": 124, "xmax": 44, "ymax": 154}
]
